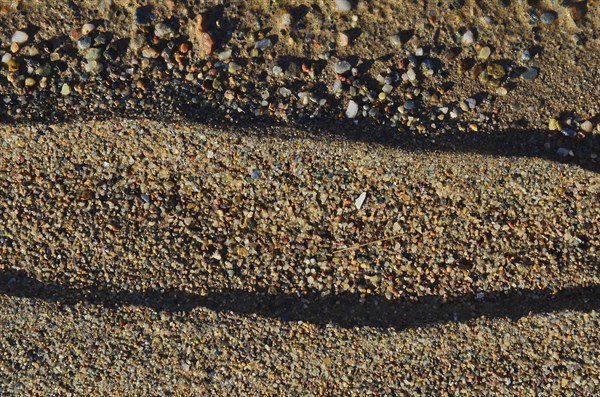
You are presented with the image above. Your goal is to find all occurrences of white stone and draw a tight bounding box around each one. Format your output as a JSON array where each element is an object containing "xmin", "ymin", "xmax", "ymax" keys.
[
  {"xmin": 355, "ymin": 192, "xmax": 367, "ymax": 210},
  {"xmin": 335, "ymin": 0, "xmax": 352, "ymax": 12},
  {"xmin": 346, "ymin": 100, "xmax": 358, "ymax": 118},
  {"xmin": 462, "ymin": 30, "xmax": 474, "ymax": 45},
  {"xmin": 81, "ymin": 23, "xmax": 95, "ymax": 35},
  {"xmin": 11, "ymin": 31, "xmax": 28, "ymax": 44},
  {"xmin": 1, "ymin": 53, "xmax": 12, "ymax": 63}
]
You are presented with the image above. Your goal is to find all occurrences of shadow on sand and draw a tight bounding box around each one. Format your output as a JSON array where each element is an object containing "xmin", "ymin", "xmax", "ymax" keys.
[{"xmin": 1, "ymin": 269, "xmax": 598, "ymax": 329}]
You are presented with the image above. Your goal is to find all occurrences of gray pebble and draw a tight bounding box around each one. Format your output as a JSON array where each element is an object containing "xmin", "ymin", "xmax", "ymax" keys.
[
  {"xmin": 334, "ymin": 60, "xmax": 351, "ymax": 75},
  {"xmin": 540, "ymin": 11, "xmax": 557, "ymax": 24},
  {"xmin": 521, "ymin": 67, "xmax": 539, "ymax": 80},
  {"xmin": 255, "ymin": 38, "xmax": 272, "ymax": 51},
  {"xmin": 77, "ymin": 36, "xmax": 92, "ymax": 50}
]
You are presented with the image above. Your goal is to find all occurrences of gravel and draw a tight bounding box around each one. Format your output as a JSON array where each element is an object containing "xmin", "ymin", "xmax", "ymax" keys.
[
  {"xmin": 0, "ymin": 119, "xmax": 599, "ymax": 395},
  {"xmin": 0, "ymin": 0, "xmax": 599, "ymax": 394}
]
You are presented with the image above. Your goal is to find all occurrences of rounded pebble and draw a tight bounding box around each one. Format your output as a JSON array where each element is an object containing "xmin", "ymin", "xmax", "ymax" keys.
[{"xmin": 11, "ymin": 30, "xmax": 28, "ymax": 44}]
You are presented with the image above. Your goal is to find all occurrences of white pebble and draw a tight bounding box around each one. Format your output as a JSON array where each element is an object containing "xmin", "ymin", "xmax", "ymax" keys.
[
  {"xmin": 346, "ymin": 100, "xmax": 359, "ymax": 118},
  {"xmin": 81, "ymin": 23, "xmax": 95, "ymax": 35},
  {"xmin": 462, "ymin": 30, "xmax": 474, "ymax": 45},
  {"xmin": 580, "ymin": 120, "xmax": 593, "ymax": 133},
  {"xmin": 1, "ymin": 53, "xmax": 12, "ymax": 63},
  {"xmin": 335, "ymin": 0, "xmax": 352, "ymax": 12},
  {"xmin": 11, "ymin": 31, "xmax": 28, "ymax": 44},
  {"xmin": 355, "ymin": 192, "xmax": 367, "ymax": 210}
]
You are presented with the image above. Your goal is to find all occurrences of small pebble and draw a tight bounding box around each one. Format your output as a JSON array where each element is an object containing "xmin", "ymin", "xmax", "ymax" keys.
[
  {"xmin": 548, "ymin": 118, "xmax": 561, "ymax": 131},
  {"xmin": 255, "ymin": 38, "xmax": 272, "ymax": 51},
  {"xmin": 561, "ymin": 127, "xmax": 577, "ymax": 138},
  {"xmin": 580, "ymin": 120, "xmax": 593, "ymax": 133},
  {"xmin": 11, "ymin": 30, "xmax": 28, "ymax": 44},
  {"xmin": 478, "ymin": 46, "xmax": 491, "ymax": 60},
  {"xmin": 337, "ymin": 32, "xmax": 349, "ymax": 47},
  {"xmin": 557, "ymin": 147, "xmax": 574, "ymax": 157},
  {"xmin": 60, "ymin": 83, "xmax": 71, "ymax": 96},
  {"xmin": 487, "ymin": 63, "xmax": 506, "ymax": 79},
  {"xmin": 77, "ymin": 36, "xmax": 92, "ymax": 50},
  {"xmin": 461, "ymin": 30, "xmax": 475, "ymax": 45},
  {"xmin": 81, "ymin": 23, "xmax": 95, "ymax": 35},
  {"xmin": 521, "ymin": 67, "xmax": 539, "ymax": 80},
  {"xmin": 335, "ymin": 0, "xmax": 352, "ymax": 12},
  {"xmin": 154, "ymin": 23, "xmax": 174, "ymax": 39},
  {"xmin": 540, "ymin": 11, "xmax": 557, "ymax": 24},
  {"xmin": 355, "ymin": 192, "xmax": 367, "ymax": 210},
  {"xmin": 346, "ymin": 100, "xmax": 358, "ymax": 118},
  {"xmin": 141, "ymin": 47, "xmax": 159, "ymax": 58},
  {"xmin": 335, "ymin": 60, "xmax": 351, "ymax": 75}
]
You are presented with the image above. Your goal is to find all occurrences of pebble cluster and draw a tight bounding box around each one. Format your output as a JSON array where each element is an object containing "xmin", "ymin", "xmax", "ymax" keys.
[{"xmin": 0, "ymin": 0, "xmax": 598, "ymax": 145}]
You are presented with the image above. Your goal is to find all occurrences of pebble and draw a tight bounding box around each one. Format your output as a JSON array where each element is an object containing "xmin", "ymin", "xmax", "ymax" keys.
[
  {"xmin": 60, "ymin": 83, "xmax": 71, "ymax": 96},
  {"xmin": 337, "ymin": 32, "xmax": 349, "ymax": 47},
  {"xmin": 81, "ymin": 23, "xmax": 95, "ymax": 35},
  {"xmin": 461, "ymin": 30, "xmax": 475, "ymax": 45},
  {"xmin": 200, "ymin": 32, "xmax": 214, "ymax": 55},
  {"xmin": 478, "ymin": 46, "xmax": 491, "ymax": 60},
  {"xmin": 24, "ymin": 77, "xmax": 35, "ymax": 87},
  {"xmin": 465, "ymin": 98, "xmax": 476, "ymax": 110},
  {"xmin": 561, "ymin": 127, "xmax": 577, "ymax": 138},
  {"xmin": 389, "ymin": 34, "xmax": 402, "ymax": 47},
  {"xmin": 1, "ymin": 53, "xmax": 12, "ymax": 63},
  {"xmin": 354, "ymin": 192, "xmax": 367, "ymax": 210},
  {"xmin": 521, "ymin": 67, "xmax": 539, "ymax": 81},
  {"xmin": 335, "ymin": 60, "xmax": 351, "ymax": 75},
  {"xmin": 11, "ymin": 30, "xmax": 28, "ymax": 44},
  {"xmin": 85, "ymin": 48, "xmax": 103, "ymax": 62},
  {"xmin": 521, "ymin": 49, "xmax": 532, "ymax": 61},
  {"xmin": 540, "ymin": 11, "xmax": 557, "ymax": 24},
  {"xmin": 557, "ymin": 147, "xmax": 574, "ymax": 157},
  {"xmin": 255, "ymin": 38, "xmax": 272, "ymax": 51},
  {"xmin": 487, "ymin": 63, "xmax": 506, "ymax": 79},
  {"xmin": 77, "ymin": 36, "xmax": 92, "ymax": 50},
  {"xmin": 548, "ymin": 118, "xmax": 561, "ymax": 131},
  {"xmin": 154, "ymin": 23, "xmax": 174, "ymax": 39},
  {"xmin": 346, "ymin": 100, "xmax": 358, "ymax": 118},
  {"xmin": 141, "ymin": 47, "xmax": 159, "ymax": 59},
  {"xmin": 580, "ymin": 120, "xmax": 593, "ymax": 133},
  {"xmin": 335, "ymin": 0, "xmax": 352, "ymax": 12}
]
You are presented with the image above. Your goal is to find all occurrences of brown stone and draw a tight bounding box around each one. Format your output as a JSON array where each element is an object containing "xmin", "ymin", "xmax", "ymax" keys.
[{"xmin": 201, "ymin": 32, "xmax": 214, "ymax": 55}]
